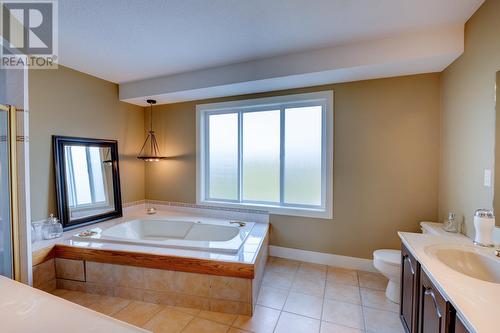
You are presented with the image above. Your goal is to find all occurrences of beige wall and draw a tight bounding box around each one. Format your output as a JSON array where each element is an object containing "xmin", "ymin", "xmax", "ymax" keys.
[
  {"xmin": 29, "ymin": 66, "xmax": 145, "ymax": 221},
  {"xmin": 146, "ymin": 74, "xmax": 441, "ymax": 258},
  {"xmin": 495, "ymin": 71, "xmax": 500, "ymax": 217},
  {"xmin": 439, "ymin": 0, "xmax": 500, "ymax": 233}
]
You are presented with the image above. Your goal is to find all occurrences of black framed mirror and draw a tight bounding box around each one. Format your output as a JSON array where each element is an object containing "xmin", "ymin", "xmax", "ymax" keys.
[{"xmin": 53, "ymin": 136, "xmax": 122, "ymax": 230}]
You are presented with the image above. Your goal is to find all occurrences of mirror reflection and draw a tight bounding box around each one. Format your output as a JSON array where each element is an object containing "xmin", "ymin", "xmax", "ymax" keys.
[
  {"xmin": 64, "ymin": 145, "xmax": 115, "ymax": 220},
  {"xmin": 53, "ymin": 136, "xmax": 122, "ymax": 230}
]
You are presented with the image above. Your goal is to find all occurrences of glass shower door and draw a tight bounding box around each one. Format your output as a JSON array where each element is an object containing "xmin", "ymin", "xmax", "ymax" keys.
[{"xmin": 0, "ymin": 106, "xmax": 13, "ymax": 278}]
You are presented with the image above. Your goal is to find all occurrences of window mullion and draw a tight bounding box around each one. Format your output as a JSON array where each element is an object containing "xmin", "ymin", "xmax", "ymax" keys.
[
  {"xmin": 279, "ymin": 106, "xmax": 285, "ymax": 206},
  {"xmin": 321, "ymin": 104, "xmax": 327, "ymax": 209},
  {"xmin": 204, "ymin": 114, "xmax": 210, "ymax": 200},
  {"xmin": 85, "ymin": 147, "xmax": 96, "ymax": 204},
  {"xmin": 238, "ymin": 111, "xmax": 243, "ymax": 203},
  {"xmin": 67, "ymin": 148, "xmax": 76, "ymax": 205}
]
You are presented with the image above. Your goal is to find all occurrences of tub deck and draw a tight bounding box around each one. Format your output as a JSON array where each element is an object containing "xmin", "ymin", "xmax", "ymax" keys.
[{"xmin": 32, "ymin": 208, "xmax": 269, "ymax": 315}]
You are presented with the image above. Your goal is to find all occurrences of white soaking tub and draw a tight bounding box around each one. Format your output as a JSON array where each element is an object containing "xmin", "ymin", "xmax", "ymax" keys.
[{"xmin": 73, "ymin": 217, "xmax": 254, "ymax": 253}]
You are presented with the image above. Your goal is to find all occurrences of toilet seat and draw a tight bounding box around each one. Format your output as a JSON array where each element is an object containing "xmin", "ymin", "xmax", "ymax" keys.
[{"xmin": 373, "ymin": 249, "xmax": 400, "ymax": 266}]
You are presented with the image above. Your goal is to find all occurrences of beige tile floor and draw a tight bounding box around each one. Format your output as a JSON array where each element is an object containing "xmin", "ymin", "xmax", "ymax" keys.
[{"xmin": 51, "ymin": 257, "xmax": 404, "ymax": 333}]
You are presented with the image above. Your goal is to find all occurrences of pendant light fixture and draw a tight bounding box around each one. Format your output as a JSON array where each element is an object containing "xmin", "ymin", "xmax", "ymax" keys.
[{"xmin": 137, "ymin": 99, "xmax": 166, "ymax": 162}]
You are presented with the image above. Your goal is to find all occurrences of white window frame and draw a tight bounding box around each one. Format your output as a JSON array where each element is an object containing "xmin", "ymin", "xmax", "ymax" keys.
[{"xmin": 196, "ymin": 91, "xmax": 333, "ymax": 219}]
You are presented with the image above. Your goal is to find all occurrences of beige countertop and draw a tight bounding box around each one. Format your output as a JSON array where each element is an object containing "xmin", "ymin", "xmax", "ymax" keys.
[
  {"xmin": 0, "ymin": 276, "xmax": 148, "ymax": 333},
  {"xmin": 399, "ymin": 229, "xmax": 500, "ymax": 333}
]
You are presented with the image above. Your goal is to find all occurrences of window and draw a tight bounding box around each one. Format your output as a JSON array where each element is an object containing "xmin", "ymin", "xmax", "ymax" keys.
[{"xmin": 196, "ymin": 91, "xmax": 333, "ymax": 218}]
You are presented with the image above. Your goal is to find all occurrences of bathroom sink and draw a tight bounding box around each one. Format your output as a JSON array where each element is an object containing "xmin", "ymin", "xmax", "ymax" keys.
[{"xmin": 425, "ymin": 245, "xmax": 500, "ymax": 284}]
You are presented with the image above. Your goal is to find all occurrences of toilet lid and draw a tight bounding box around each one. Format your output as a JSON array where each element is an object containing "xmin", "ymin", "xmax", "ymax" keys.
[{"xmin": 373, "ymin": 249, "xmax": 400, "ymax": 265}]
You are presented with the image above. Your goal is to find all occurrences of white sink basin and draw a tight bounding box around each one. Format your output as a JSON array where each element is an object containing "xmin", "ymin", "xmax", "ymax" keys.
[{"xmin": 425, "ymin": 245, "xmax": 500, "ymax": 284}]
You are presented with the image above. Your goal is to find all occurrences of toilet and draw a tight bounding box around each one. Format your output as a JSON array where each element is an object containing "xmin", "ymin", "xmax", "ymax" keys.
[{"xmin": 373, "ymin": 249, "xmax": 401, "ymax": 304}]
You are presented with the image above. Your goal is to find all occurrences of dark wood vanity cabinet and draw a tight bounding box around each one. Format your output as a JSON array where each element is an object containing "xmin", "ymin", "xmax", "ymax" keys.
[
  {"xmin": 400, "ymin": 243, "xmax": 420, "ymax": 333},
  {"xmin": 418, "ymin": 269, "xmax": 455, "ymax": 333},
  {"xmin": 400, "ymin": 243, "xmax": 467, "ymax": 333}
]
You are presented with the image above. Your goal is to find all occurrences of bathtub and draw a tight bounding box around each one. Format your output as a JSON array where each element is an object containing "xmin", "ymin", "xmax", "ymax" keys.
[{"xmin": 73, "ymin": 217, "xmax": 254, "ymax": 253}]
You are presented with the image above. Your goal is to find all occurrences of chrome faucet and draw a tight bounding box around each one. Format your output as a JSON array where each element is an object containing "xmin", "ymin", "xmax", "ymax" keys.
[
  {"xmin": 495, "ymin": 248, "xmax": 500, "ymax": 258},
  {"xmin": 230, "ymin": 221, "xmax": 246, "ymax": 227}
]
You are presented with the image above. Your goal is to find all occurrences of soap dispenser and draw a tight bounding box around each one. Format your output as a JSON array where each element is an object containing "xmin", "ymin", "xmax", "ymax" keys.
[
  {"xmin": 41, "ymin": 214, "xmax": 63, "ymax": 240},
  {"xmin": 442, "ymin": 212, "xmax": 459, "ymax": 233},
  {"xmin": 473, "ymin": 209, "xmax": 495, "ymax": 247}
]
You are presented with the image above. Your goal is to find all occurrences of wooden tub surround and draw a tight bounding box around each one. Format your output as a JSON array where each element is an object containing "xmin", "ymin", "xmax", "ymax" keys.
[
  {"xmin": 32, "ymin": 228, "xmax": 269, "ymax": 315},
  {"xmin": 54, "ymin": 245, "xmax": 254, "ymax": 278}
]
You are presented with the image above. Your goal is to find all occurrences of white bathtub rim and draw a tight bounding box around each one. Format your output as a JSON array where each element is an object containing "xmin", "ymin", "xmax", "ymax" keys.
[
  {"xmin": 71, "ymin": 216, "xmax": 255, "ymax": 254},
  {"xmin": 32, "ymin": 207, "xmax": 268, "ymax": 254}
]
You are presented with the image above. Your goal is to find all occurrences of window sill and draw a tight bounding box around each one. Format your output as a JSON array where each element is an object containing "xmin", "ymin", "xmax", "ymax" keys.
[{"xmin": 198, "ymin": 200, "xmax": 332, "ymax": 219}]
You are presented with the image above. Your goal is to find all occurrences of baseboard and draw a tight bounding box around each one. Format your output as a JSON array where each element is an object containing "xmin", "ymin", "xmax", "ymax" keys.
[{"xmin": 269, "ymin": 245, "xmax": 376, "ymax": 272}]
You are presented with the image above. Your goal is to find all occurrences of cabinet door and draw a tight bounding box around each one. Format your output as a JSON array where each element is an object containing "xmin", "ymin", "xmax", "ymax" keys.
[
  {"xmin": 400, "ymin": 243, "xmax": 419, "ymax": 333},
  {"xmin": 418, "ymin": 270, "xmax": 455, "ymax": 333}
]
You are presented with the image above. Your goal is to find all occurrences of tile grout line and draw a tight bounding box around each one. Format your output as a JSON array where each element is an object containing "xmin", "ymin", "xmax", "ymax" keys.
[
  {"xmin": 272, "ymin": 260, "xmax": 300, "ymax": 333},
  {"xmin": 145, "ymin": 305, "xmax": 164, "ymax": 329},
  {"xmin": 319, "ymin": 268, "xmax": 326, "ymax": 330},
  {"xmin": 281, "ymin": 262, "xmax": 326, "ymax": 331},
  {"xmin": 357, "ymin": 271, "xmax": 369, "ymax": 332},
  {"xmin": 179, "ymin": 315, "xmax": 197, "ymax": 333},
  {"xmin": 140, "ymin": 304, "xmax": 164, "ymax": 331},
  {"xmin": 323, "ymin": 270, "xmax": 366, "ymax": 332}
]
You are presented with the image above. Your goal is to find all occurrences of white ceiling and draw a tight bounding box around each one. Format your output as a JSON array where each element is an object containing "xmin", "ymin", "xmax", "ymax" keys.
[{"xmin": 59, "ymin": 0, "xmax": 483, "ymax": 85}]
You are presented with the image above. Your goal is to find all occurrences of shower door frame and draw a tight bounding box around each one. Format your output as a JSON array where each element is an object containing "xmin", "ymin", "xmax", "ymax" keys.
[{"xmin": 1, "ymin": 103, "xmax": 21, "ymax": 280}]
